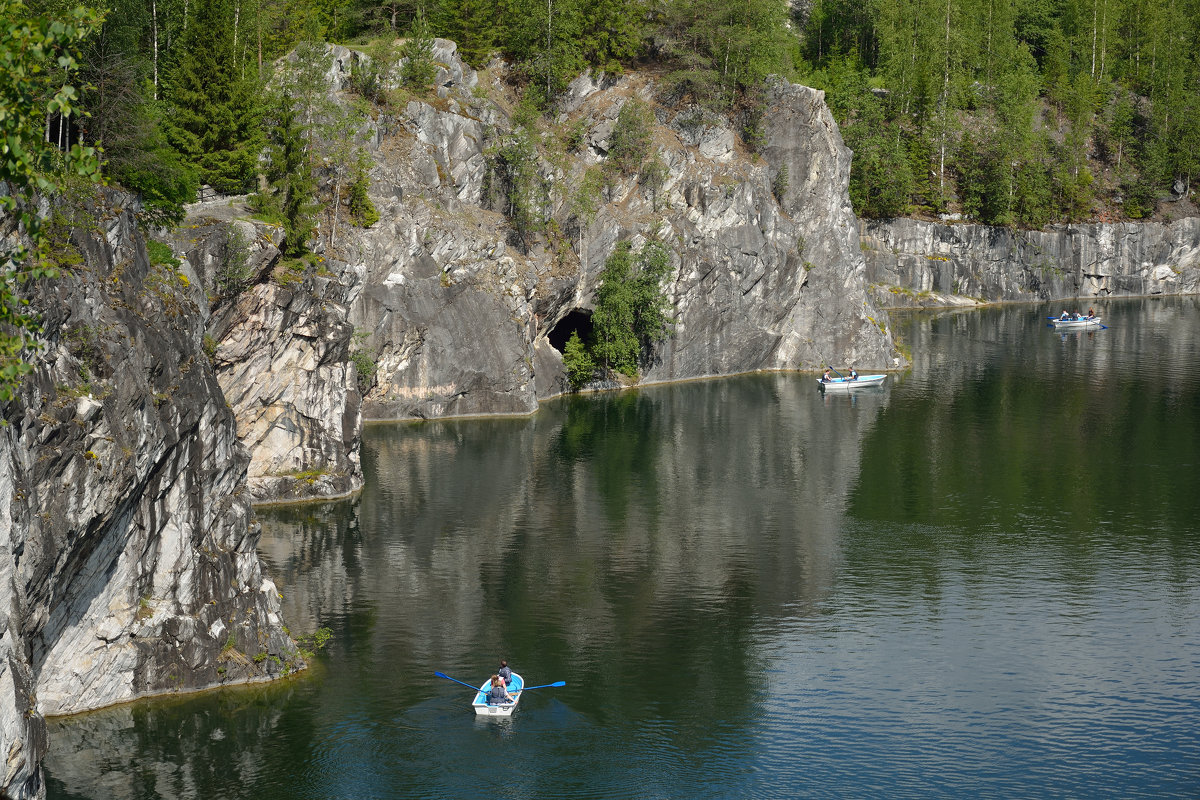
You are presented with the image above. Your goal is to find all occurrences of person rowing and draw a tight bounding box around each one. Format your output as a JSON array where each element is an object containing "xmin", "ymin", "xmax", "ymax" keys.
[
  {"xmin": 487, "ymin": 674, "xmax": 516, "ymax": 705},
  {"xmin": 822, "ymin": 368, "xmax": 833, "ymax": 383}
]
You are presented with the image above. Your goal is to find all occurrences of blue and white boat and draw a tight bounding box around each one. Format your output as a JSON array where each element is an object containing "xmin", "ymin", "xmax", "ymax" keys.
[
  {"xmin": 472, "ymin": 672, "xmax": 524, "ymax": 716},
  {"xmin": 818, "ymin": 374, "xmax": 886, "ymax": 391},
  {"xmin": 1049, "ymin": 315, "xmax": 1102, "ymax": 329}
]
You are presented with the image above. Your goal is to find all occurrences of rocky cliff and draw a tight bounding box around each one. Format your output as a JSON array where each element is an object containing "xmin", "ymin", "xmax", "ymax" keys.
[
  {"xmin": 862, "ymin": 217, "xmax": 1200, "ymax": 307},
  {"xmin": 337, "ymin": 41, "xmax": 899, "ymax": 421},
  {"xmin": 1, "ymin": 192, "xmax": 300, "ymax": 799},
  {"xmin": 162, "ymin": 41, "xmax": 900, "ymax": 505},
  {"xmin": 168, "ymin": 213, "xmax": 364, "ymax": 504}
]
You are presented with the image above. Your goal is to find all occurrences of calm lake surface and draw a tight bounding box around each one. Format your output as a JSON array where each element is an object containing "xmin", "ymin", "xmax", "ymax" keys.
[{"xmin": 47, "ymin": 297, "xmax": 1200, "ymax": 799}]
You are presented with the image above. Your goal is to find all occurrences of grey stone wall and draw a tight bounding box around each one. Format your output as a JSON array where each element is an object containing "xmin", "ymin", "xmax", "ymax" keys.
[{"xmin": 862, "ymin": 217, "xmax": 1200, "ymax": 307}]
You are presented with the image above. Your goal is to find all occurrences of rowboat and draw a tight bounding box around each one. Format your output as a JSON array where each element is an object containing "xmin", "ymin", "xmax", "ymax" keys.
[
  {"xmin": 472, "ymin": 672, "xmax": 524, "ymax": 716},
  {"xmin": 818, "ymin": 374, "xmax": 886, "ymax": 391},
  {"xmin": 1049, "ymin": 316, "xmax": 1102, "ymax": 328}
]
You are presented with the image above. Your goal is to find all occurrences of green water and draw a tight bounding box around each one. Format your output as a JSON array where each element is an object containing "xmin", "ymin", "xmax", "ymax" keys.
[{"xmin": 46, "ymin": 297, "xmax": 1200, "ymax": 798}]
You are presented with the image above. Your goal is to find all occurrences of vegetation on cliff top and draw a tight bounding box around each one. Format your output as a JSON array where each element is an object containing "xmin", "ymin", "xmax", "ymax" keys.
[
  {"xmin": 5, "ymin": 0, "xmax": 1200, "ymax": 392},
  {"xmin": 11, "ymin": 0, "xmax": 1199, "ymax": 231}
]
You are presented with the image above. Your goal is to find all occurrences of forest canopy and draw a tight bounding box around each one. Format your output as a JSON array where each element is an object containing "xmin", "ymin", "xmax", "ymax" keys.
[{"xmin": 11, "ymin": 0, "xmax": 1200, "ymax": 229}]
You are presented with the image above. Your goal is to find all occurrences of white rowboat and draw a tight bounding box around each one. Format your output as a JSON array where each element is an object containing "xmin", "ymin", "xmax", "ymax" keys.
[
  {"xmin": 472, "ymin": 672, "xmax": 523, "ymax": 717},
  {"xmin": 818, "ymin": 375, "xmax": 886, "ymax": 391},
  {"xmin": 1050, "ymin": 316, "xmax": 1102, "ymax": 328}
]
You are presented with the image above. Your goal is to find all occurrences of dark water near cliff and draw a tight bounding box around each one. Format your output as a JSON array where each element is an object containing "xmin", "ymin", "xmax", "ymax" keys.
[{"xmin": 47, "ymin": 297, "xmax": 1200, "ymax": 798}]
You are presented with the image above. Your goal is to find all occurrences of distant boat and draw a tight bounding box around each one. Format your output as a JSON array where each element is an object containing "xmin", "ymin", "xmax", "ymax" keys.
[
  {"xmin": 818, "ymin": 375, "xmax": 886, "ymax": 391},
  {"xmin": 472, "ymin": 672, "xmax": 523, "ymax": 717},
  {"xmin": 1047, "ymin": 315, "xmax": 1103, "ymax": 329}
]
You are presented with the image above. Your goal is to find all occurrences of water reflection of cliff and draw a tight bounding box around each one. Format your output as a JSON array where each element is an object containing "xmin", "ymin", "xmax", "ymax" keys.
[
  {"xmin": 46, "ymin": 682, "xmax": 306, "ymax": 799},
  {"xmin": 260, "ymin": 373, "xmax": 888, "ymax": 717},
  {"xmin": 855, "ymin": 296, "xmax": 1200, "ymax": 560}
]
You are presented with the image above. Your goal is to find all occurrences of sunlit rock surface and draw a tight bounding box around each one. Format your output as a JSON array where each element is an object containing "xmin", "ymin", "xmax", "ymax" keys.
[
  {"xmin": 863, "ymin": 217, "xmax": 1200, "ymax": 307},
  {"xmin": 1, "ymin": 192, "xmax": 299, "ymax": 798}
]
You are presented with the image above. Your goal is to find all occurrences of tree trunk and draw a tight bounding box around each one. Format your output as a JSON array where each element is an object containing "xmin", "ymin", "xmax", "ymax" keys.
[{"xmin": 152, "ymin": 0, "xmax": 159, "ymax": 99}]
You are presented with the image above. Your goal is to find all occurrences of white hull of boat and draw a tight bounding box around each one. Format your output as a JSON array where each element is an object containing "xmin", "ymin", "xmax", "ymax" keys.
[
  {"xmin": 818, "ymin": 375, "xmax": 886, "ymax": 391},
  {"xmin": 1050, "ymin": 317, "xmax": 1102, "ymax": 328},
  {"xmin": 472, "ymin": 673, "xmax": 523, "ymax": 716}
]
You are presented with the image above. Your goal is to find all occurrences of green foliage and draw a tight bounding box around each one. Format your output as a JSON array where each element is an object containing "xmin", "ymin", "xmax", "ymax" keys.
[
  {"xmin": 399, "ymin": 10, "xmax": 436, "ymax": 92},
  {"xmin": 561, "ymin": 117, "xmax": 589, "ymax": 153},
  {"xmin": 165, "ymin": 0, "xmax": 262, "ymax": 193},
  {"xmin": 258, "ymin": 90, "xmax": 319, "ymax": 257},
  {"xmin": 640, "ymin": 154, "xmax": 669, "ymax": 211},
  {"xmin": 772, "ymin": 163, "xmax": 789, "ymax": 203},
  {"xmin": 655, "ymin": 0, "xmax": 792, "ymax": 108},
  {"xmin": 145, "ymin": 240, "xmax": 180, "ymax": 268},
  {"xmin": 215, "ymin": 225, "xmax": 254, "ymax": 299},
  {"xmin": 607, "ymin": 99, "xmax": 652, "ymax": 176},
  {"xmin": 804, "ymin": 0, "xmax": 1200, "ymax": 226},
  {"xmin": 562, "ymin": 330, "xmax": 594, "ymax": 389},
  {"xmin": 591, "ymin": 240, "xmax": 674, "ymax": 377},
  {"xmin": 349, "ymin": 329, "xmax": 376, "ymax": 392},
  {"xmin": 1, "ymin": 0, "xmax": 103, "ymax": 400},
  {"xmin": 347, "ymin": 152, "xmax": 379, "ymax": 228},
  {"xmin": 487, "ymin": 125, "xmax": 545, "ymax": 249},
  {"xmin": 295, "ymin": 626, "xmax": 333, "ymax": 659}
]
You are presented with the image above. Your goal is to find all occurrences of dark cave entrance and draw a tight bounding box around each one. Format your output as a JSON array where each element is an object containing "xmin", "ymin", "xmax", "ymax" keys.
[{"xmin": 548, "ymin": 309, "xmax": 594, "ymax": 353}]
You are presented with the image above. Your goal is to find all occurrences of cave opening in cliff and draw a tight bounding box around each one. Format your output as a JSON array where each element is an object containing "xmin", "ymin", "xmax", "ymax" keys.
[{"xmin": 548, "ymin": 309, "xmax": 594, "ymax": 353}]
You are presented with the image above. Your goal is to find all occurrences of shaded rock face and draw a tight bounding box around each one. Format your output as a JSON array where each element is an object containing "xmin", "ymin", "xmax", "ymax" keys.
[
  {"xmin": 345, "ymin": 53, "xmax": 898, "ymax": 420},
  {"xmin": 862, "ymin": 217, "xmax": 1200, "ymax": 307},
  {"xmin": 168, "ymin": 212, "xmax": 365, "ymax": 503},
  {"xmin": 1, "ymin": 193, "xmax": 299, "ymax": 798}
]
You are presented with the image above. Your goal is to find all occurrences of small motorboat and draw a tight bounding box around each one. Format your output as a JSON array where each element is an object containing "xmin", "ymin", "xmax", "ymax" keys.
[
  {"xmin": 472, "ymin": 672, "xmax": 523, "ymax": 716},
  {"xmin": 818, "ymin": 374, "xmax": 886, "ymax": 391}
]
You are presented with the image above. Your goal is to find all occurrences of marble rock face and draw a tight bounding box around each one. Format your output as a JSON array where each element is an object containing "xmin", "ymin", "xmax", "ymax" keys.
[
  {"xmin": 1, "ymin": 192, "xmax": 299, "ymax": 799},
  {"xmin": 862, "ymin": 217, "xmax": 1200, "ymax": 306}
]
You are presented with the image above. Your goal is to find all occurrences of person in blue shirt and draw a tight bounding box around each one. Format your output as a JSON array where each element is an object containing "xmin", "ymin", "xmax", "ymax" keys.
[
  {"xmin": 848, "ymin": 367, "xmax": 858, "ymax": 380},
  {"xmin": 498, "ymin": 660, "xmax": 513, "ymax": 686}
]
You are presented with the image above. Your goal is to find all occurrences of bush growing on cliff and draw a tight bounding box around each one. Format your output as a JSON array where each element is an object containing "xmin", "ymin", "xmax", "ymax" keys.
[
  {"xmin": 607, "ymin": 99, "xmax": 653, "ymax": 176},
  {"xmin": 347, "ymin": 153, "xmax": 379, "ymax": 228},
  {"xmin": 215, "ymin": 226, "xmax": 254, "ymax": 299},
  {"xmin": 591, "ymin": 240, "xmax": 674, "ymax": 377},
  {"xmin": 563, "ymin": 331, "xmax": 594, "ymax": 389}
]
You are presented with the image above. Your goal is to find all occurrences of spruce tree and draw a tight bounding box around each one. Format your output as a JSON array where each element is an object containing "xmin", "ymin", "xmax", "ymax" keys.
[
  {"xmin": 166, "ymin": 0, "xmax": 261, "ymax": 194},
  {"xmin": 260, "ymin": 91, "xmax": 317, "ymax": 257}
]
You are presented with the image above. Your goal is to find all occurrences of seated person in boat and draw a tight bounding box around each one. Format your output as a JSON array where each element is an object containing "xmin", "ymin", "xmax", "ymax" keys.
[
  {"xmin": 498, "ymin": 660, "xmax": 513, "ymax": 685},
  {"xmin": 1060, "ymin": 309, "xmax": 1071, "ymax": 319},
  {"xmin": 488, "ymin": 674, "xmax": 515, "ymax": 705},
  {"xmin": 1086, "ymin": 308, "xmax": 1095, "ymax": 319},
  {"xmin": 848, "ymin": 367, "xmax": 858, "ymax": 380},
  {"xmin": 822, "ymin": 368, "xmax": 833, "ymax": 382}
]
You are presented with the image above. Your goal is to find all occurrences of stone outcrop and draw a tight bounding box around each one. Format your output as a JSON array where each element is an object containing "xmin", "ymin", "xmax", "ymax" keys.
[
  {"xmin": 862, "ymin": 217, "xmax": 1200, "ymax": 307},
  {"xmin": 342, "ymin": 46, "xmax": 898, "ymax": 421},
  {"xmin": 1, "ymin": 192, "xmax": 299, "ymax": 799},
  {"xmin": 168, "ymin": 211, "xmax": 365, "ymax": 504}
]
